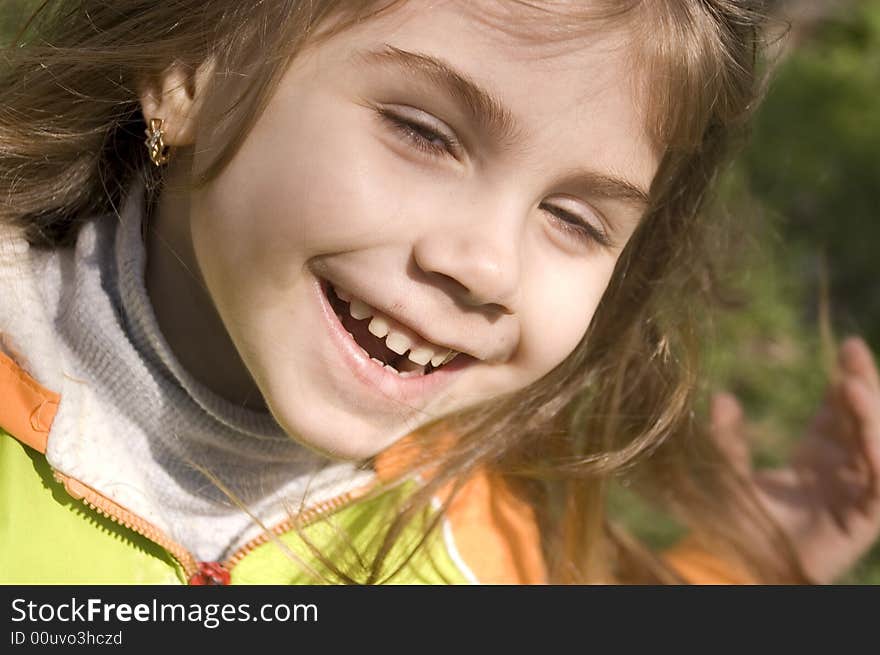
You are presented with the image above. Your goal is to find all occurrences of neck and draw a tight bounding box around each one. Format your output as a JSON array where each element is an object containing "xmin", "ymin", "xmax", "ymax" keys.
[{"xmin": 145, "ymin": 149, "xmax": 268, "ymax": 412}]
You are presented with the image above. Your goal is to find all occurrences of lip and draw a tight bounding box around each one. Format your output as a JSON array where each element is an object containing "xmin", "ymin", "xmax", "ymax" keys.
[{"xmin": 312, "ymin": 274, "xmax": 473, "ymax": 407}]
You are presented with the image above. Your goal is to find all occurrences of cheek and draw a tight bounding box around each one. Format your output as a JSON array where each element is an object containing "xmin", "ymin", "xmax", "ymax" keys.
[
  {"xmin": 517, "ymin": 256, "xmax": 616, "ymax": 376},
  {"xmin": 206, "ymin": 106, "xmax": 418, "ymax": 267}
]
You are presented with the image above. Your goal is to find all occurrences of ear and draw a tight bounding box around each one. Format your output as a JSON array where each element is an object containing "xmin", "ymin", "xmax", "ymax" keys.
[{"xmin": 137, "ymin": 58, "xmax": 216, "ymax": 146}]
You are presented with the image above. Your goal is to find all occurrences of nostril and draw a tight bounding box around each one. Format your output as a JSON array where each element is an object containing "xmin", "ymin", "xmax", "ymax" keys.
[
  {"xmin": 433, "ymin": 272, "xmax": 470, "ymax": 297},
  {"xmin": 434, "ymin": 274, "xmax": 488, "ymax": 309},
  {"xmin": 487, "ymin": 301, "xmax": 514, "ymax": 316},
  {"xmin": 431, "ymin": 273, "xmax": 514, "ymax": 314}
]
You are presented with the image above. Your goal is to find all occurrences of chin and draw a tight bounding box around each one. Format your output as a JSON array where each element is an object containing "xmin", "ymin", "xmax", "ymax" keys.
[{"xmin": 266, "ymin": 399, "xmax": 403, "ymax": 462}]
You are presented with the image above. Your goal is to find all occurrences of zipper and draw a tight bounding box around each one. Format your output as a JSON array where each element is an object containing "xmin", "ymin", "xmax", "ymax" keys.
[
  {"xmin": 52, "ymin": 469, "xmax": 200, "ymax": 581},
  {"xmin": 51, "ymin": 466, "xmax": 382, "ymax": 584},
  {"xmin": 221, "ymin": 472, "xmax": 425, "ymax": 579},
  {"xmin": 221, "ymin": 481, "xmax": 376, "ymax": 574}
]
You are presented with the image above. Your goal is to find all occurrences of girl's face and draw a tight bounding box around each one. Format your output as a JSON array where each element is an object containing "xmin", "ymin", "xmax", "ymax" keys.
[{"xmin": 182, "ymin": 1, "xmax": 657, "ymax": 459}]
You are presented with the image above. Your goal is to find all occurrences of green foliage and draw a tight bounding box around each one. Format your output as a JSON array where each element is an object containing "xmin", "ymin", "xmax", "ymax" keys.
[
  {"xmin": 744, "ymin": 2, "xmax": 880, "ymax": 350},
  {"xmin": 0, "ymin": 0, "xmax": 38, "ymax": 46},
  {"xmin": 582, "ymin": 3, "xmax": 880, "ymax": 584},
  {"xmin": 696, "ymin": 1, "xmax": 880, "ymax": 582}
]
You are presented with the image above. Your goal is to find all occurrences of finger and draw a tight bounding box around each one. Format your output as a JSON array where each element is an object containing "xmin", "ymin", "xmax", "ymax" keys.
[
  {"xmin": 801, "ymin": 381, "xmax": 859, "ymax": 459},
  {"xmin": 843, "ymin": 376, "xmax": 880, "ymax": 464},
  {"xmin": 826, "ymin": 381, "xmax": 861, "ymax": 447},
  {"xmin": 796, "ymin": 379, "xmax": 868, "ymax": 529},
  {"xmin": 840, "ymin": 336, "xmax": 880, "ymax": 395},
  {"xmin": 841, "ymin": 376, "xmax": 880, "ymax": 505},
  {"xmin": 810, "ymin": 385, "xmax": 840, "ymax": 436},
  {"xmin": 710, "ymin": 391, "xmax": 752, "ymax": 477}
]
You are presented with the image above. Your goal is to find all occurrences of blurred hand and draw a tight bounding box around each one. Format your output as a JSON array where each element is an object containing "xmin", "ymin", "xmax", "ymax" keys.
[{"xmin": 710, "ymin": 336, "xmax": 880, "ymax": 584}]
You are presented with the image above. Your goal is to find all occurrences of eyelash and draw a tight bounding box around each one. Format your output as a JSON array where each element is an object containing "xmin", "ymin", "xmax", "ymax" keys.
[
  {"xmin": 540, "ymin": 204, "xmax": 614, "ymax": 249},
  {"xmin": 376, "ymin": 107, "xmax": 613, "ymax": 250},
  {"xmin": 376, "ymin": 107, "xmax": 461, "ymax": 158}
]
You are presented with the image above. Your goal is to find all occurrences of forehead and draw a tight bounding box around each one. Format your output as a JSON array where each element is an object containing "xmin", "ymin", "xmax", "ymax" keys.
[{"xmin": 312, "ymin": 0, "xmax": 658, "ymax": 191}]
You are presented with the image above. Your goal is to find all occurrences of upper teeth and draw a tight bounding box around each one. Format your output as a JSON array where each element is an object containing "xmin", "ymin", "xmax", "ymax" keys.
[{"xmin": 336, "ymin": 288, "xmax": 459, "ymax": 368}]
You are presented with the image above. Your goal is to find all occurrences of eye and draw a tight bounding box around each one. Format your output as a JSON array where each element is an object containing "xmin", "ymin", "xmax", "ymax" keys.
[
  {"xmin": 540, "ymin": 202, "xmax": 614, "ymax": 249},
  {"xmin": 375, "ymin": 106, "xmax": 462, "ymax": 159}
]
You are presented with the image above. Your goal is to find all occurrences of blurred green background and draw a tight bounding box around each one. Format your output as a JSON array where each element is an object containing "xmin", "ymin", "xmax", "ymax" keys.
[
  {"xmin": 711, "ymin": 0, "xmax": 879, "ymax": 583},
  {"xmin": 618, "ymin": 0, "xmax": 880, "ymax": 584},
  {"xmin": 2, "ymin": 1, "xmax": 878, "ymax": 582}
]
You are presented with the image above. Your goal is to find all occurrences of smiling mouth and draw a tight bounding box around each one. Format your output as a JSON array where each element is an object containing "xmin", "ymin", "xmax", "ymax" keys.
[{"xmin": 323, "ymin": 282, "xmax": 458, "ymax": 378}]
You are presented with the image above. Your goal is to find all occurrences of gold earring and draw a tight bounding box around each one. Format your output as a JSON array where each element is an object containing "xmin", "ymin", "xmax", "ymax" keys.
[{"xmin": 145, "ymin": 117, "xmax": 170, "ymax": 167}]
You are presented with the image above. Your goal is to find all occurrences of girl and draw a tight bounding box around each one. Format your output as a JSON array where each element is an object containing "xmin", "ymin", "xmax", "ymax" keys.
[{"xmin": 1, "ymin": 0, "xmax": 878, "ymax": 585}]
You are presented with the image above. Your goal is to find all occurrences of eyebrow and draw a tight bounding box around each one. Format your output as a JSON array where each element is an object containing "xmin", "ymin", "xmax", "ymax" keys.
[
  {"xmin": 355, "ymin": 44, "xmax": 651, "ymax": 209},
  {"xmin": 355, "ymin": 44, "xmax": 522, "ymax": 146},
  {"xmin": 560, "ymin": 167, "xmax": 651, "ymax": 210}
]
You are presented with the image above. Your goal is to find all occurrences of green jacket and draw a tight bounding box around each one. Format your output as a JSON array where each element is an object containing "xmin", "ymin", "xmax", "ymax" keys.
[
  {"xmin": 0, "ymin": 348, "xmax": 548, "ymax": 584},
  {"xmin": 0, "ymin": 342, "xmax": 748, "ymax": 586},
  {"xmin": 0, "ymin": 426, "xmax": 466, "ymax": 584}
]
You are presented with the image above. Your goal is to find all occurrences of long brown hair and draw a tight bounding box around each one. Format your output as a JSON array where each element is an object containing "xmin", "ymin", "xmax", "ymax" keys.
[{"xmin": 0, "ymin": 0, "xmax": 809, "ymax": 583}]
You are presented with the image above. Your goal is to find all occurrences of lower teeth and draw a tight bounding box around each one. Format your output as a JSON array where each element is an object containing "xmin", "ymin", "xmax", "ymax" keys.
[
  {"xmin": 392, "ymin": 367, "xmax": 423, "ymax": 378},
  {"xmin": 364, "ymin": 349, "xmax": 429, "ymax": 377}
]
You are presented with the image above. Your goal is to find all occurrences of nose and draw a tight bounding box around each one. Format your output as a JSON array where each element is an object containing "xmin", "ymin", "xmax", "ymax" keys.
[{"xmin": 412, "ymin": 203, "xmax": 522, "ymax": 314}]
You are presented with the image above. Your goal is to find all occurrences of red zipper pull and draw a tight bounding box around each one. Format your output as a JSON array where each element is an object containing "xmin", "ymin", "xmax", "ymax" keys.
[{"xmin": 189, "ymin": 561, "xmax": 231, "ymax": 585}]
